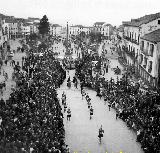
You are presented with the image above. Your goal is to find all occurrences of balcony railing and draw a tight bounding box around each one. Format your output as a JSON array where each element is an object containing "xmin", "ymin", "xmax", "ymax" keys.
[
  {"xmin": 123, "ymin": 47, "xmax": 136, "ymax": 59},
  {"xmin": 143, "ymin": 64, "xmax": 147, "ymax": 68},
  {"xmin": 148, "ymin": 68, "xmax": 152, "ymax": 73},
  {"xmin": 141, "ymin": 49, "xmax": 150, "ymax": 56},
  {"xmin": 123, "ymin": 35, "xmax": 139, "ymax": 45}
]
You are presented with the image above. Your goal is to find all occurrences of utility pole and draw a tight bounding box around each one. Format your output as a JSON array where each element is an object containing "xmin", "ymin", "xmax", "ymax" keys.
[{"xmin": 66, "ymin": 22, "xmax": 69, "ymax": 54}]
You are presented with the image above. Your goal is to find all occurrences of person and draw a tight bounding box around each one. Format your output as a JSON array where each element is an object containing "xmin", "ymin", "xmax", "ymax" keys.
[
  {"xmin": 98, "ymin": 125, "xmax": 104, "ymax": 142},
  {"xmin": 73, "ymin": 77, "xmax": 78, "ymax": 89},
  {"xmin": 62, "ymin": 92, "xmax": 66, "ymax": 105},
  {"xmin": 81, "ymin": 88, "xmax": 85, "ymax": 100},
  {"xmin": 67, "ymin": 108, "xmax": 71, "ymax": 121},
  {"xmin": 67, "ymin": 80, "xmax": 71, "ymax": 88},
  {"xmin": 4, "ymin": 60, "xmax": 7, "ymax": 66},
  {"xmin": 67, "ymin": 76, "xmax": 70, "ymax": 82},
  {"xmin": 108, "ymin": 103, "xmax": 111, "ymax": 111},
  {"xmin": 90, "ymin": 106, "xmax": 93, "ymax": 119},
  {"xmin": 64, "ymin": 102, "xmax": 67, "ymax": 112},
  {"xmin": 0, "ymin": 83, "xmax": 3, "ymax": 95},
  {"xmin": 80, "ymin": 81, "xmax": 84, "ymax": 94}
]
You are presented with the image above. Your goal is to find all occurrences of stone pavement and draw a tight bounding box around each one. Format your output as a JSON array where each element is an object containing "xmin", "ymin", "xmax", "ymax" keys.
[
  {"xmin": 0, "ymin": 39, "xmax": 26, "ymax": 101},
  {"xmin": 97, "ymin": 41, "xmax": 124, "ymax": 81}
]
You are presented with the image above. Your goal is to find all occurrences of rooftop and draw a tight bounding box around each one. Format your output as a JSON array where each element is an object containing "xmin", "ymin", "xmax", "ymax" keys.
[
  {"xmin": 52, "ymin": 24, "xmax": 61, "ymax": 27},
  {"xmin": 123, "ymin": 12, "xmax": 160, "ymax": 27},
  {"xmin": 117, "ymin": 25, "xmax": 124, "ymax": 32},
  {"xmin": 23, "ymin": 22, "xmax": 33, "ymax": 26},
  {"xmin": 141, "ymin": 29, "xmax": 160, "ymax": 43},
  {"xmin": 5, "ymin": 18, "xmax": 17, "ymax": 23},
  {"xmin": 28, "ymin": 17, "xmax": 40, "ymax": 20},
  {"xmin": 94, "ymin": 22, "xmax": 105, "ymax": 26},
  {"xmin": 70, "ymin": 25, "xmax": 84, "ymax": 28}
]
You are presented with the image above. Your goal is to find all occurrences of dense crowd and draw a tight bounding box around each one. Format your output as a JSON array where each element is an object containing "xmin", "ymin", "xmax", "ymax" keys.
[
  {"xmin": 75, "ymin": 53, "xmax": 160, "ymax": 153},
  {"xmin": 0, "ymin": 49, "xmax": 68, "ymax": 152}
]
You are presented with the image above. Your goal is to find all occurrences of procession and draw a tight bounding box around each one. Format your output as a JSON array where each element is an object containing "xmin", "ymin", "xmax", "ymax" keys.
[{"xmin": 1, "ymin": 0, "xmax": 160, "ymax": 153}]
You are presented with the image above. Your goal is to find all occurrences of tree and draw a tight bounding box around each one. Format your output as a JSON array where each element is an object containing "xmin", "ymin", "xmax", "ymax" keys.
[{"xmin": 38, "ymin": 15, "xmax": 50, "ymax": 36}]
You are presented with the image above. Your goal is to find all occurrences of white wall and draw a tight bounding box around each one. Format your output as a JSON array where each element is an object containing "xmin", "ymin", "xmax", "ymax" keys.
[{"xmin": 141, "ymin": 18, "xmax": 160, "ymax": 36}]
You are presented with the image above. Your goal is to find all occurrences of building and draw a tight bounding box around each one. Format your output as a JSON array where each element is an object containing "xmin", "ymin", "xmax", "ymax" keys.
[
  {"xmin": 120, "ymin": 12, "xmax": 160, "ymax": 87},
  {"xmin": 28, "ymin": 17, "xmax": 40, "ymax": 24},
  {"xmin": 4, "ymin": 18, "xmax": 18, "ymax": 39},
  {"xmin": 0, "ymin": 19, "xmax": 8, "ymax": 59},
  {"xmin": 22, "ymin": 23, "xmax": 31, "ymax": 37},
  {"xmin": 93, "ymin": 22, "xmax": 105, "ymax": 34},
  {"xmin": 69, "ymin": 25, "xmax": 92, "ymax": 37},
  {"xmin": 139, "ymin": 29, "xmax": 160, "ymax": 87},
  {"xmin": 50, "ymin": 24, "xmax": 62, "ymax": 36},
  {"xmin": 102, "ymin": 23, "xmax": 113, "ymax": 39}
]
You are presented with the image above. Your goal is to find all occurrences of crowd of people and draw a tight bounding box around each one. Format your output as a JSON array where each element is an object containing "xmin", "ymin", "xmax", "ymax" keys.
[
  {"xmin": 75, "ymin": 52, "xmax": 160, "ymax": 153},
  {"xmin": 0, "ymin": 47, "xmax": 70, "ymax": 152}
]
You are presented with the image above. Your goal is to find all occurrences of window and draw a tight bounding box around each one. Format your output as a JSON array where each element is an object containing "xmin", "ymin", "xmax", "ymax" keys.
[
  {"xmin": 149, "ymin": 44, "xmax": 154, "ymax": 56},
  {"xmin": 148, "ymin": 61, "xmax": 152, "ymax": 73},
  {"xmin": 140, "ymin": 54, "xmax": 143, "ymax": 64},
  {"xmin": 158, "ymin": 20, "xmax": 160, "ymax": 24},
  {"xmin": 138, "ymin": 34, "xmax": 140, "ymax": 43},
  {"xmin": 143, "ymin": 57, "xmax": 147, "ymax": 68},
  {"xmin": 146, "ymin": 42, "xmax": 149, "ymax": 54},
  {"xmin": 140, "ymin": 41, "xmax": 144, "ymax": 51}
]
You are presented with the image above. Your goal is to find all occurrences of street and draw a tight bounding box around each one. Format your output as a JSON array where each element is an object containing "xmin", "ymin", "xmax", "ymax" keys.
[
  {"xmin": 57, "ymin": 70, "xmax": 144, "ymax": 153},
  {"xmin": 0, "ymin": 39, "xmax": 25, "ymax": 100}
]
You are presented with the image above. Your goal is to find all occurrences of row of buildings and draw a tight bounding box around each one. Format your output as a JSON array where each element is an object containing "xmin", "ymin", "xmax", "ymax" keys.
[
  {"xmin": 0, "ymin": 13, "xmax": 40, "ymax": 59},
  {"xmin": 49, "ymin": 22, "xmax": 114, "ymax": 39},
  {"xmin": 116, "ymin": 12, "xmax": 160, "ymax": 89},
  {"xmin": 68, "ymin": 22, "xmax": 114, "ymax": 39}
]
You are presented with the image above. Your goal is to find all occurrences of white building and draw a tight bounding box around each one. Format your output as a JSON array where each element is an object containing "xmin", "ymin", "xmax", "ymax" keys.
[
  {"xmin": 120, "ymin": 12, "xmax": 160, "ymax": 87},
  {"xmin": 93, "ymin": 22, "xmax": 105, "ymax": 34},
  {"xmin": 139, "ymin": 29, "xmax": 160, "ymax": 87},
  {"xmin": 102, "ymin": 23, "xmax": 113, "ymax": 39},
  {"xmin": 50, "ymin": 24, "xmax": 62, "ymax": 36},
  {"xmin": 69, "ymin": 25, "xmax": 92, "ymax": 37},
  {"xmin": 22, "ymin": 23, "xmax": 31, "ymax": 36},
  {"xmin": 0, "ymin": 19, "xmax": 8, "ymax": 59}
]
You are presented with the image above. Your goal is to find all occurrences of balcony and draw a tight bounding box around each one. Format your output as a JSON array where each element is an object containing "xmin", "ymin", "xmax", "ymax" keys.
[
  {"xmin": 148, "ymin": 68, "xmax": 152, "ymax": 73},
  {"xmin": 123, "ymin": 35, "xmax": 139, "ymax": 45},
  {"xmin": 141, "ymin": 49, "xmax": 150, "ymax": 56},
  {"xmin": 123, "ymin": 35, "xmax": 131, "ymax": 41},
  {"xmin": 131, "ymin": 39, "xmax": 139, "ymax": 45},
  {"xmin": 143, "ymin": 64, "xmax": 147, "ymax": 69},
  {"xmin": 123, "ymin": 47, "xmax": 136, "ymax": 59}
]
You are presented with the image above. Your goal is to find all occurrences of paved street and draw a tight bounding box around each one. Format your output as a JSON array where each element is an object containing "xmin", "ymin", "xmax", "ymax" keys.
[
  {"xmin": 0, "ymin": 39, "xmax": 25, "ymax": 100},
  {"xmin": 52, "ymin": 41, "xmax": 82, "ymax": 59},
  {"xmin": 57, "ymin": 70, "xmax": 144, "ymax": 153},
  {"xmin": 96, "ymin": 41, "xmax": 124, "ymax": 81}
]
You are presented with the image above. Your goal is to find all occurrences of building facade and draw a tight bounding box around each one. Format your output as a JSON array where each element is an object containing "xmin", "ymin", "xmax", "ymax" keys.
[
  {"xmin": 0, "ymin": 19, "xmax": 8, "ymax": 59},
  {"xmin": 139, "ymin": 29, "xmax": 160, "ymax": 87},
  {"xmin": 50, "ymin": 24, "xmax": 62, "ymax": 36},
  {"xmin": 69, "ymin": 25, "xmax": 92, "ymax": 37},
  {"xmin": 120, "ymin": 12, "xmax": 160, "ymax": 88},
  {"xmin": 93, "ymin": 22, "xmax": 105, "ymax": 34},
  {"xmin": 102, "ymin": 23, "xmax": 113, "ymax": 39}
]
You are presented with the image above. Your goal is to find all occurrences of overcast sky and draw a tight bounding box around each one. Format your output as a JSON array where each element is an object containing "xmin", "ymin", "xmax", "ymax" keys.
[{"xmin": 0, "ymin": 0, "xmax": 160, "ymax": 26}]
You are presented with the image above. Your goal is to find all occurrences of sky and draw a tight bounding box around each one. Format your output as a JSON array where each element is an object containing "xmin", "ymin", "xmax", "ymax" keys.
[{"xmin": 0, "ymin": 0, "xmax": 160, "ymax": 27}]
